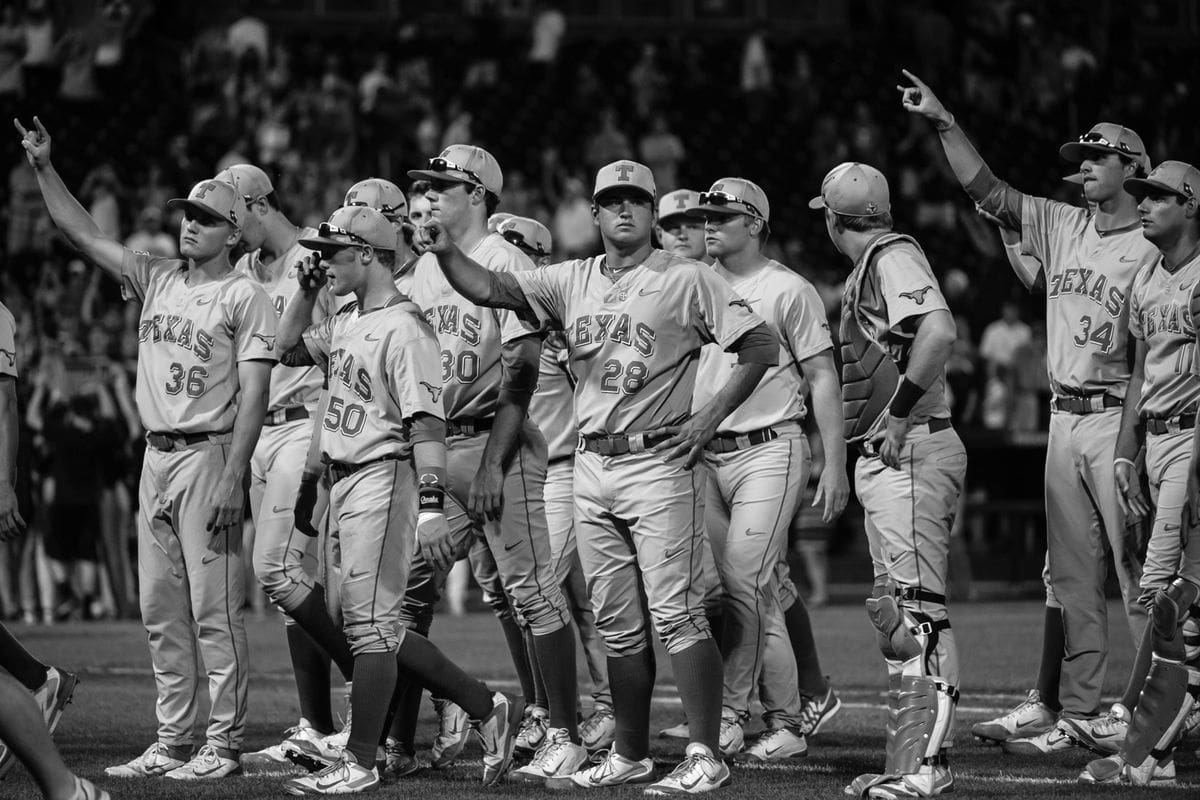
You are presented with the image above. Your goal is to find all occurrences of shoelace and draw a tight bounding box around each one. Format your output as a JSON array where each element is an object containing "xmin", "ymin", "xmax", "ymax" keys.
[
  {"xmin": 316, "ymin": 758, "xmax": 350, "ymax": 780},
  {"xmin": 581, "ymin": 709, "xmax": 613, "ymax": 738},
  {"xmin": 530, "ymin": 737, "xmax": 567, "ymax": 769},
  {"xmin": 665, "ymin": 753, "xmax": 710, "ymax": 781}
]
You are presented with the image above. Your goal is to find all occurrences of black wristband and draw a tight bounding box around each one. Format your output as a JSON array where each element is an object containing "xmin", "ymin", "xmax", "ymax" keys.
[
  {"xmin": 418, "ymin": 482, "xmax": 445, "ymax": 512},
  {"xmin": 889, "ymin": 378, "xmax": 927, "ymax": 418}
]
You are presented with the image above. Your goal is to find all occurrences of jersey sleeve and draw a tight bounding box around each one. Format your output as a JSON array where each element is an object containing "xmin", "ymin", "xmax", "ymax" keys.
[
  {"xmin": 1020, "ymin": 195, "xmax": 1079, "ymax": 269},
  {"xmin": 691, "ymin": 263, "xmax": 764, "ymax": 349},
  {"xmin": 781, "ymin": 280, "xmax": 833, "ymax": 364},
  {"xmin": 513, "ymin": 264, "xmax": 569, "ymax": 332},
  {"xmin": 0, "ymin": 305, "xmax": 16, "ymax": 379},
  {"xmin": 300, "ymin": 314, "xmax": 337, "ymax": 373},
  {"xmin": 874, "ymin": 249, "xmax": 950, "ymax": 331},
  {"xmin": 479, "ymin": 243, "xmax": 541, "ymax": 345},
  {"xmin": 231, "ymin": 284, "xmax": 280, "ymax": 363},
  {"xmin": 390, "ymin": 326, "xmax": 446, "ymax": 421},
  {"xmin": 1128, "ymin": 263, "xmax": 1154, "ymax": 342},
  {"xmin": 119, "ymin": 249, "xmax": 176, "ymax": 303}
]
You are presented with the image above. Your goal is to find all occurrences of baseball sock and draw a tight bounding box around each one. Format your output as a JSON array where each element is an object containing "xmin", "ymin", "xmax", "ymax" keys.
[
  {"xmin": 525, "ymin": 629, "xmax": 549, "ymax": 709},
  {"xmin": 532, "ymin": 626, "xmax": 580, "ymax": 740},
  {"xmin": 347, "ymin": 653, "xmax": 397, "ymax": 768},
  {"xmin": 783, "ymin": 598, "xmax": 828, "ymax": 697},
  {"xmin": 396, "ymin": 631, "xmax": 492, "ymax": 719},
  {"xmin": 0, "ymin": 622, "xmax": 49, "ymax": 691},
  {"xmin": 608, "ymin": 649, "xmax": 654, "ymax": 759},
  {"xmin": 378, "ymin": 674, "xmax": 410, "ymax": 747},
  {"xmin": 286, "ymin": 623, "xmax": 336, "ymax": 735},
  {"xmin": 386, "ymin": 680, "xmax": 423, "ymax": 754},
  {"xmin": 1034, "ymin": 606, "xmax": 1065, "ymax": 711},
  {"xmin": 287, "ymin": 586, "xmax": 355, "ymax": 681},
  {"xmin": 497, "ymin": 613, "xmax": 537, "ymax": 704},
  {"xmin": 670, "ymin": 639, "xmax": 724, "ymax": 756},
  {"xmin": 1120, "ymin": 622, "xmax": 1155, "ymax": 712}
]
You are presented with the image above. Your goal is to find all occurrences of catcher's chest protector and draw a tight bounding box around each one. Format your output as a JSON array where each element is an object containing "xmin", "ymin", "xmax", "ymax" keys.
[{"xmin": 839, "ymin": 233, "xmax": 922, "ymax": 443}]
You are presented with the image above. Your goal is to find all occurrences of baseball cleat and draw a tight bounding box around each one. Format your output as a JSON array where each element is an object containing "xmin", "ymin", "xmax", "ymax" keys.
[
  {"xmin": 34, "ymin": 667, "xmax": 79, "ymax": 735},
  {"xmin": 738, "ymin": 727, "xmax": 808, "ymax": 762},
  {"xmin": 242, "ymin": 719, "xmax": 320, "ymax": 772},
  {"xmin": 430, "ymin": 698, "xmax": 471, "ymax": 769},
  {"xmin": 105, "ymin": 742, "xmax": 187, "ymax": 777},
  {"xmin": 718, "ymin": 709, "xmax": 745, "ymax": 757},
  {"xmin": 516, "ymin": 704, "xmax": 550, "ymax": 755},
  {"xmin": 580, "ymin": 703, "xmax": 616, "ymax": 751},
  {"xmin": 284, "ymin": 727, "xmax": 348, "ymax": 773},
  {"xmin": 69, "ymin": 776, "xmax": 111, "ymax": 800},
  {"xmin": 659, "ymin": 720, "xmax": 690, "ymax": 740},
  {"xmin": 382, "ymin": 738, "xmax": 423, "ymax": 778},
  {"xmin": 860, "ymin": 765, "xmax": 954, "ymax": 799},
  {"xmin": 1001, "ymin": 721, "xmax": 1076, "ymax": 755},
  {"xmin": 476, "ymin": 690, "xmax": 524, "ymax": 786},
  {"xmin": 283, "ymin": 755, "xmax": 380, "ymax": 795},
  {"xmin": 798, "ymin": 683, "xmax": 842, "ymax": 737},
  {"xmin": 1125, "ymin": 754, "xmax": 1177, "ymax": 786},
  {"xmin": 165, "ymin": 744, "xmax": 240, "ymax": 780},
  {"xmin": 510, "ymin": 727, "xmax": 589, "ymax": 783},
  {"xmin": 1060, "ymin": 704, "xmax": 1128, "ymax": 755},
  {"xmin": 545, "ymin": 748, "xmax": 654, "ymax": 789},
  {"xmin": 0, "ymin": 744, "xmax": 11, "ymax": 781},
  {"xmin": 971, "ymin": 689, "xmax": 1056, "ymax": 743},
  {"xmin": 1079, "ymin": 754, "xmax": 1124, "ymax": 784},
  {"xmin": 645, "ymin": 743, "xmax": 730, "ymax": 795}
]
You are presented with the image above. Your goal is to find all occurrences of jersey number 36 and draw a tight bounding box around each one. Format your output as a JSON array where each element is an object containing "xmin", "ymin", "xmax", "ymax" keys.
[{"xmin": 165, "ymin": 362, "xmax": 208, "ymax": 398}]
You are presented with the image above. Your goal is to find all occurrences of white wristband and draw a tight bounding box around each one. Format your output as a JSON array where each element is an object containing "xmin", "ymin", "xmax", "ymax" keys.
[{"xmin": 1113, "ymin": 457, "xmax": 1136, "ymax": 470}]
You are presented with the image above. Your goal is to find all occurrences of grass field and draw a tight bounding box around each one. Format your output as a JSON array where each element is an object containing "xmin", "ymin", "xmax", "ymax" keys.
[{"xmin": 4, "ymin": 599, "xmax": 1196, "ymax": 799}]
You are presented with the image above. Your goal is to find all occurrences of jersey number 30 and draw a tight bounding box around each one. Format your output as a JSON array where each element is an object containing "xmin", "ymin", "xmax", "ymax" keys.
[
  {"xmin": 1073, "ymin": 315, "xmax": 1114, "ymax": 353},
  {"xmin": 165, "ymin": 363, "xmax": 208, "ymax": 398}
]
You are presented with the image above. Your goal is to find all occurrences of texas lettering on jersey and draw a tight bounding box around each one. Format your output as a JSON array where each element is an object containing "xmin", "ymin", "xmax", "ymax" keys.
[
  {"xmin": 327, "ymin": 348, "xmax": 375, "ymax": 403},
  {"xmin": 424, "ymin": 304, "xmax": 482, "ymax": 345},
  {"xmin": 137, "ymin": 314, "xmax": 216, "ymax": 361},
  {"xmin": 567, "ymin": 313, "xmax": 656, "ymax": 358}
]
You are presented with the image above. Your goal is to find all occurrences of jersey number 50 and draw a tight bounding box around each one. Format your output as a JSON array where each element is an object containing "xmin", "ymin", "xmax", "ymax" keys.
[
  {"xmin": 324, "ymin": 397, "xmax": 367, "ymax": 437},
  {"xmin": 165, "ymin": 362, "xmax": 208, "ymax": 398},
  {"xmin": 600, "ymin": 358, "xmax": 647, "ymax": 395}
]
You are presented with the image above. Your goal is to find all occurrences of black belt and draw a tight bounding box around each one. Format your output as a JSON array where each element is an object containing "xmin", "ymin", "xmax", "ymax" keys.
[
  {"xmin": 446, "ymin": 417, "xmax": 494, "ymax": 437},
  {"xmin": 578, "ymin": 432, "xmax": 672, "ymax": 456},
  {"xmin": 265, "ymin": 406, "xmax": 310, "ymax": 426},
  {"xmin": 856, "ymin": 417, "xmax": 952, "ymax": 458},
  {"xmin": 1053, "ymin": 394, "xmax": 1123, "ymax": 414},
  {"xmin": 325, "ymin": 454, "xmax": 403, "ymax": 485},
  {"xmin": 705, "ymin": 426, "xmax": 780, "ymax": 454},
  {"xmin": 1146, "ymin": 413, "xmax": 1197, "ymax": 435},
  {"xmin": 145, "ymin": 431, "xmax": 225, "ymax": 452}
]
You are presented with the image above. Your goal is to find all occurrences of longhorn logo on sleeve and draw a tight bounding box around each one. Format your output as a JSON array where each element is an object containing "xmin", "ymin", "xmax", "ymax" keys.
[
  {"xmin": 899, "ymin": 286, "xmax": 933, "ymax": 304},
  {"xmin": 420, "ymin": 380, "xmax": 443, "ymax": 403}
]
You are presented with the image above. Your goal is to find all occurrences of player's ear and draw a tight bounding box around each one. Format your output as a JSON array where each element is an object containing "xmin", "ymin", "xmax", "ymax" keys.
[
  {"xmin": 591, "ymin": 203, "xmax": 600, "ymax": 227},
  {"xmin": 227, "ymin": 227, "xmax": 242, "ymax": 248},
  {"xmin": 359, "ymin": 246, "xmax": 373, "ymax": 265}
]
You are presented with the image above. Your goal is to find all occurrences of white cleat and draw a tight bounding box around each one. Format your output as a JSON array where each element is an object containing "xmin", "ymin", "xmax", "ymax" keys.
[
  {"xmin": 105, "ymin": 742, "xmax": 187, "ymax": 777},
  {"xmin": 972, "ymin": 689, "xmax": 1057, "ymax": 744},
  {"xmin": 284, "ymin": 727, "xmax": 348, "ymax": 773},
  {"xmin": 242, "ymin": 719, "xmax": 321, "ymax": 772},
  {"xmin": 511, "ymin": 727, "xmax": 590, "ymax": 783},
  {"xmin": 1001, "ymin": 721, "xmax": 1075, "ymax": 755},
  {"xmin": 738, "ymin": 727, "xmax": 808, "ymax": 762},
  {"xmin": 1124, "ymin": 754, "xmax": 1177, "ymax": 787},
  {"xmin": 645, "ymin": 743, "xmax": 730, "ymax": 795},
  {"xmin": 283, "ymin": 755, "xmax": 380, "ymax": 795},
  {"xmin": 545, "ymin": 748, "xmax": 655, "ymax": 789},
  {"xmin": 659, "ymin": 720, "xmax": 690, "ymax": 740},
  {"xmin": 165, "ymin": 744, "xmax": 240, "ymax": 780},
  {"xmin": 476, "ymin": 691, "xmax": 524, "ymax": 786},
  {"xmin": 68, "ymin": 776, "xmax": 111, "ymax": 800},
  {"xmin": 580, "ymin": 703, "xmax": 616, "ymax": 751},
  {"xmin": 718, "ymin": 710, "xmax": 745, "ymax": 757},
  {"xmin": 33, "ymin": 666, "xmax": 79, "ymax": 735},
  {"xmin": 1060, "ymin": 704, "xmax": 1128, "ymax": 755},
  {"xmin": 430, "ymin": 698, "xmax": 471, "ymax": 769},
  {"xmin": 798, "ymin": 684, "xmax": 842, "ymax": 737},
  {"xmin": 1079, "ymin": 754, "xmax": 1124, "ymax": 784},
  {"xmin": 516, "ymin": 705, "xmax": 550, "ymax": 755}
]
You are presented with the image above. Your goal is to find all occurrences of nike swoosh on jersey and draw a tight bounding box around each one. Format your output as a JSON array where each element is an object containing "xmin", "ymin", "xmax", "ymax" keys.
[
  {"xmin": 638, "ymin": 288, "xmax": 662, "ymax": 296},
  {"xmin": 272, "ymin": 504, "xmax": 290, "ymax": 514},
  {"xmin": 744, "ymin": 529, "xmax": 769, "ymax": 537},
  {"xmin": 1119, "ymin": 256, "xmax": 1139, "ymax": 263},
  {"xmin": 201, "ymin": 553, "xmax": 220, "ymax": 565},
  {"xmin": 504, "ymin": 540, "xmax": 521, "ymax": 552},
  {"xmin": 196, "ymin": 297, "xmax": 213, "ymax": 305},
  {"xmin": 365, "ymin": 333, "xmax": 381, "ymax": 342}
]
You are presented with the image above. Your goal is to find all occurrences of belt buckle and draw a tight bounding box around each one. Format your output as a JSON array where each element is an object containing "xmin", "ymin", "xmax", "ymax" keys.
[
  {"xmin": 861, "ymin": 439, "xmax": 878, "ymax": 457},
  {"xmin": 627, "ymin": 434, "xmax": 645, "ymax": 454},
  {"xmin": 148, "ymin": 433, "xmax": 174, "ymax": 451},
  {"xmin": 911, "ymin": 621, "xmax": 935, "ymax": 636}
]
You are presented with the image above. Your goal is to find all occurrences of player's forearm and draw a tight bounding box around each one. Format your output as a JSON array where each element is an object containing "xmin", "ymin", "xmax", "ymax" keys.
[
  {"xmin": 32, "ymin": 162, "xmax": 123, "ymax": 278},
  {"xmin": 900, "ymin": 311, "xmax": 956, "ymax": 396},
  {"xmin": 412, "ymin": 438, "xmax": 447, "ymax": 485},
  {"xmin": 804, "ymin": 356, "xmax": 846, "ymax": 472},
  {"xmin": 278, "ymin": 290, "xmax": 319, "ymax": 355},
  {"xmin": 931, "ymin": 119, "xmax": 992, "ymax": 193},
  {"xmin": 482, "ymin": 392, "xmax": 530, "ymax": 472},
  {"xmin": 436, "ymin": 245, "xmax": 533, "ymax": 313},
  {"xmin": 1115, "ymin": 369, "xmax": 1144, "ymax": 464},
  {"xmin": 0, "ymin": 382, "xmax": 18, "ymax": 487},
  {"xmin": 223, "ymin": 365, "xmax": 270, "ymax": 479},
  {"xmin": 697, "ymin": 362, "xmax": 769, "ymax": 428},
  {"xmin": 302, "ymin": 391, "xmax": 329, "ymax": 475}
]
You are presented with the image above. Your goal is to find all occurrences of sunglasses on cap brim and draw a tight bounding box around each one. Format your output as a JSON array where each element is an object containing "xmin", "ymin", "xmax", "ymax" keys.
[
  {"xmin": 315, "ymin": 221, "xmax": 374, "ymax": 249},
  {"xmin": 699, "ymin": 190, "xmax": 765, "ymax": 220},
  {"xmin": 502, "ymin": 228, "xmax": 547, "ymax": 256},
  {"xmin": 1076, "ymin": 131, "xmax": 1142, "ymax": 157},
  {"xmin": 427, "ymin": 157, "xmax": 484, "ymax": 187},
  {"xmin": 345, "ymin": 200, "xmax": 407, "ymax": 221}
]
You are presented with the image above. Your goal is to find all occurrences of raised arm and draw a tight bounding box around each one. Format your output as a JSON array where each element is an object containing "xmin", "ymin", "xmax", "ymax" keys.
[
  {"xmin": 14, "ymin": 117, "xmax": 128, "ymax": 280},
  {"xmin": 416, "ymin": 220, "xmax": 535, "ymax": 314},
  {"xmin": 278, "ymin": 254, "xmax": 325, "ymax": 364}
]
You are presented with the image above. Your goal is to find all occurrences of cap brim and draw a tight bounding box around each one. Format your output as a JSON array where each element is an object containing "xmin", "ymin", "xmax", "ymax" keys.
[
  {"xmin": 694, "ymin": 203, "xmax": 745, "ymax": 217},
  {"xmin": 593, "ymin": 186, "xmax": 655, "ymax": 202},
  {"xmin": 1122, "ymin": 177, "xmax": 1181, "ymax": 198},
  {"xmin": 298, "ymin": 235, "xmax": 356, "ymax": 251},
  {"xmin": 407, "ymin": 168, "xmax": 475, "ymax": 185},
  {"xmin": 1063, "ymin": 173, "xmax": 1084, "ymax": 184},
  {"xmin": 807, "ymin": 196, "xmax": 827, "ymax": 210},
  {"xmin": 167, "ymin": 198, "xmax": 235, "ymax": 225},
  {"xmin": 1059, "ymin": 141, "xmax": 1122, "ymax": 163},
  {"xmin": 657, "ymin": 210, "xmax": 703, "ymax": 225}
]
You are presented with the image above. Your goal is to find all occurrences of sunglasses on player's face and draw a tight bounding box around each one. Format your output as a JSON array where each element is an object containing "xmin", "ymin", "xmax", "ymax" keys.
[
  {"xmin": 699, "ymin": 190, "xmax": 764, "ymax": 220},
  {"xmin": 1077, "ymin": 131, "xmax": 1142, "ymax": 156},
  {"xmin": 427, "ymin": 157, "xmax": 484, "ymax": 188}
]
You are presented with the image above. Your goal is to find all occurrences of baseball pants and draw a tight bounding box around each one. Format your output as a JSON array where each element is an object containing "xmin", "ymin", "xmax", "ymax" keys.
[
  {"xmin": 1142, "ymin": 429, "xmax": 1200, "ymax": 592},
  {"xmin": 856, "ymin": 425, "xmax": 966, "ymax": 690},
  {"xmin": 138, "ymin": 437, "xmax": 249, "ymax": 755},
  {"xmin": 574, "ymin": 448, "xmax": 715, "ymax": 656},
  {"xmin": 446, "ymin": 420, "xmax": 569, "ymax": 636},
  {"xmin": 250, "ymin": 419, "xmax": 320, "ymax": 615},
  {"xmin": 704, "ymin": 427, "xmax": 808, "ymax": 727},
  {"xmin": 1045, "ymin": 410, "xmax": 1147, "ymax": 718},
  {"xmin": 327, "ymin": 459, "xmax": 417, "ymax": 655}
]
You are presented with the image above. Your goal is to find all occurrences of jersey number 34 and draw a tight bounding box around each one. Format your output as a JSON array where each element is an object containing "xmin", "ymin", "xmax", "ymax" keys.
[{"xmin": 1073, "ymin": 315, "xmax": 1114, "ymax": 353}]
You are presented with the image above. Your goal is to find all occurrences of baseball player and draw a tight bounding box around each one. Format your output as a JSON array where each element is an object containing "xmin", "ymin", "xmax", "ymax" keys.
[
  {"xmin": 206, "ymin": 163, "xmax": 345, "ymax": 770},
  {"xmin": 274, "ymin": 205, "xmax": 523, "ymax": 794},
  {"xmin": 403, "ymin": 145, "xmax": 584, "ymax": 782},
  {"xmin": 693, "ymin": 177, "xmax": 848, "ymax": 762},
  {"xmin": 901, "ymin": 70, "xmax": 1154, "ymax": 753},
  {"xmin": 344, "ymin": 178, "xmax": 415, "ymax": 295},
  {"xmin": 18, "ymin": 117, "xmax": 277, "ymax": 781},
  {"xmin": 418, "ymin": 158, "xmax": 779, "ymax": 795},
  {"xmin": 656, "ymin": 189, "xmax": 710, "ymax": 263},
  {"xmin": 1078, "ymin": 160, "xmax": 1200, "ymax": 785},
  {"xmin": 812, "ymin": 162, "xmax": 965, "ymax": 799}
]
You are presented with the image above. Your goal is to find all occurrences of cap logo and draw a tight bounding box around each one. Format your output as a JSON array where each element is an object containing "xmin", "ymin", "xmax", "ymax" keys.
[
  {"xmin": 712, "ymin": 183, "xmax": 725, "ymax": 192},
  {"xmin": 194, "ymin": 181, "xmax": 220, "ymax": 200},
  {"xmin": 866, "ymin": 202, "xmax": 878, "ymax": 213},
  {"xmin": 614, "ymin": 164, "xmax": 635, "ymax": 182},
  {"xmin": 675, "ymin": 194, "xmax": 689, "ymax": 210},
  {"xmin": 346, "ymin": 189, "xmax": 359, "ymax": 203}
]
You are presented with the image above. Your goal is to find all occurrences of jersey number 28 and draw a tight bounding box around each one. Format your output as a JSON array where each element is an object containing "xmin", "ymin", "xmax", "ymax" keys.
[{"xmin": 600, "ymin": 358, "xmax": 647, "ymax": 395}]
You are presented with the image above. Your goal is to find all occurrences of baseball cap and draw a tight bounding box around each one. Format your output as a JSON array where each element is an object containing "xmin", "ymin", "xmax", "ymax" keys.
[
  {"xmin": 593, "ymin": 160, "xmax": 655, "ymax": 202},
  {"xmin": 344, "ymin": 178, "xmax": 408, "ymax": 221},
  {"xmin": 499, "ymin": 216, "xmax": 552, "ymax": 257},
  {"xmin": 487, "ymin": 212, "xmax": 515, "ymax": 233},
  {"xmin": 808, "ymin": 162, "xmax": 891, "ymax": 217},
  {"xmin": 657, "ymin": 189, "xmax": 703, "ymax": 225},
  {"xmin": 1059, "ymin": 123, "xmax": 1151, "ymax": 173},
  {"xmin": 407, "ymin": 144, "xmax": 503, "ymax": 196},
  {"xmin": 167, "ymin": 179, "xmax": 247, "ymax": 228},
  {"xmin": 697, "ymin": 178, "xmax": 770, "ymax": 223},
  {"xmin": 215, "ymin": 164, "xmax": 274, "ymax": 204},
  {"xmin": 298, "ymin": 206, "xmax": 398, "ymax": 253},
  {"xmin": 1123, "ymin": 160, "xmax": 1200, "ymax": 201}
]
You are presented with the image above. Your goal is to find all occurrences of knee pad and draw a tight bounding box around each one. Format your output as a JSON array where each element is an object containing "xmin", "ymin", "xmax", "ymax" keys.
[
  {"xmin": 883, "ymin": 674, "xmax": 957, "ymax": 776},
  {"xmin": 1122, "ymin": 658, "xmax": 1191, "ymax": 764},
  {"xmin": 1152, "ymin": 579, "xmax": 1200, "ymax": 655},
  {"xmin": 867, "ymin": 586, "xmax": 950, "ymax": 677}
]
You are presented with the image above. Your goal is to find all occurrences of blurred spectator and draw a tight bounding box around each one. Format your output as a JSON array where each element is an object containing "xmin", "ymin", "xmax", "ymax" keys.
[
  {"xmin": 80, "ymin": 164, "xmax": 123, "ymax": 240},
  {"xmin": 583, "ymin": 107, "xmax": 632, "ymax": 176},
  {"xmin": 638, "ymin": 114, "xmax": 685, "ymax": 194},
  {"xmin": 740, "ymin": 26, "xmax": 771, "ymax": 117},
  {"xmin": 628, "ymin": 43, "xmax": 665, "ymax": 122},
  {"xmin": 56, "ymin": 29, "xmax": 100, "ymax": 103},
  {"xmin": 1008, "ymin": 321, "xmax": 1050, "ymax": 433},
  {"xmin": 227, "ymin": 12, "xmax": 269, "ymax": 71},
  {"xmin": 552, "ymin": 175, "xmax": 598, "ymax": 258},
  {"xmin": 441, "ymin": 100, "xmax": 474, "ymax": 150},
  {"xmin": 946, "ymin": 313, "xmax": 980, "ymax": 427},
  {"xmin": 528, "ymin": 0, "xmax": 565, "ymax": 67},
  {"xmin": 20, "ymin": 0, "xmax": 53, "ymax": 99},
  {"xmin": 124, "ymin": 207, "xmax": 176, "ymax": 258},
  {"xmin": 979, "ymin": 302, "xmax": 1032, "ymax": 381},
  {"xmin": 7, "ymin": 157, "xmax": 52, "ymax": 257},
  {"xmin": 0, "ymin": 4, "xmax": 24, "ymax": 101}
]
